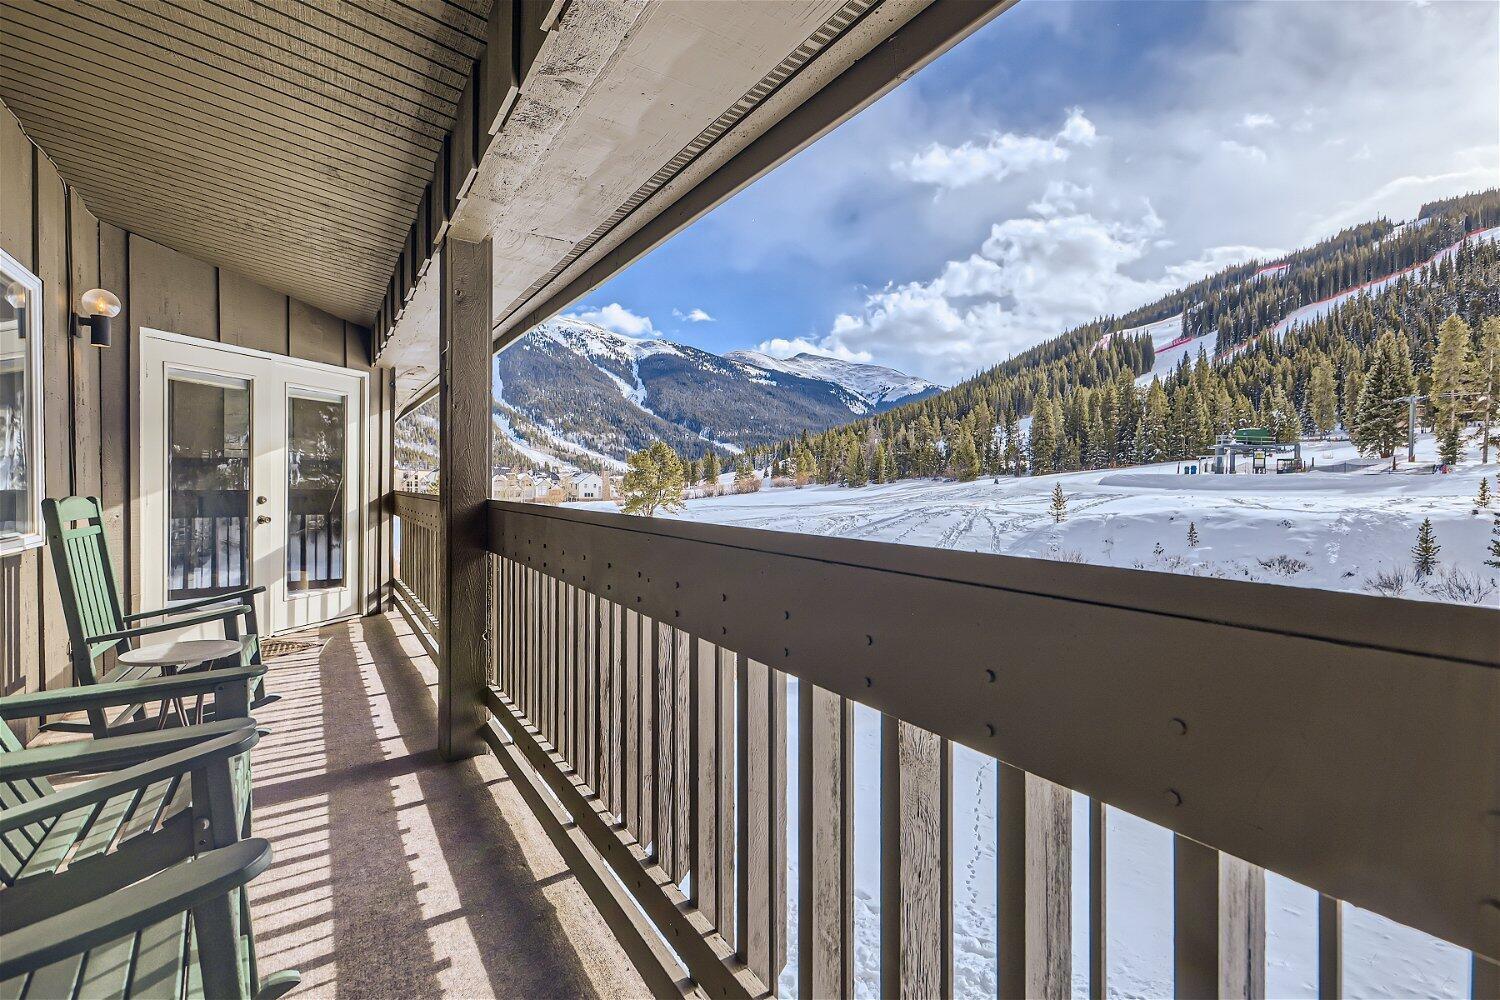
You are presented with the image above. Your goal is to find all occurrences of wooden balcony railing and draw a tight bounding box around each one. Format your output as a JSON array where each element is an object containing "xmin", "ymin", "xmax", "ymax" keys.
[
  {"xmin": 392, "ymin": 491, "xmax": 442, "ymax": 651},
  {"xmin": 481, "ymin": 499, "xmax": 1498, "ymax": 999}
]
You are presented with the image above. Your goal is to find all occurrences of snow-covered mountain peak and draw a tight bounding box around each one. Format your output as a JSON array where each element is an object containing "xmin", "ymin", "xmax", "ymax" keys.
[
  {"xmin": 726, "ymin": 350, "xmax": 941, "ymax": 410},
  {"xmin": 533, "ymin": 315, "xmax": 683, "ymax": 365}
]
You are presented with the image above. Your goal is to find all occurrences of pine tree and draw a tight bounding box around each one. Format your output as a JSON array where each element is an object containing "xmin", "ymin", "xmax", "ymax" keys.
[
  {"xmin": 1429, "ymin": 315, "xmax": 1473, "ymax": 448},
  {"xmin": 1487, "ymin": 514, "xmax": 1500, "ymax": 570},
  {"xmin": 1308, "ymin": 359, "xmax": 1338, "ymax": 435},
  {"xmin": 845, "ymin": 438, "xmax": 868, "ymax": 487},
  {"xmin": 870, "ymin": 444, "xmax": 888, "ymax": 484},
  {"xmin": 621, "ymin": 442, "xmax": 686, "ymax": 516},
  {"xmin": 1030, "ymin": 393, "xmax": 1058, "ymax": 475},
  {"xmin": 1475, "ymin": 317, "xmax": 1500, "ymax": 463},
  {"xmin": 1187, "ymin": 521, "xmax": 1200, "ymax": 547},
  {"xmin": 950, "ymin": 429, "xmax": 980, "ymax": 482},
  {"xmin": 704, "ymin": 452, "xmax": 722, "ymax": 490},
  {"xmin": 1477, "ymin": 478, "xmax": 1491, "ymax": 508},
  {"xmin": 1440, "ymin": 421, "xmax": 1463, "ymax": 466},
  {"xmin": 1411, "ymin": 518, "xmax": 1439, "ymax": 578},
  {"xmin": 1049, "ymin": 483, "xmax": 1067, "ymax": 523},
  {"xmin": 793, "ymin": 446, "xmax": 817, "ymax": 487},
  {"xmin": 1353, "ymin": 333, "xmax": 1411, "ymax": 467}
]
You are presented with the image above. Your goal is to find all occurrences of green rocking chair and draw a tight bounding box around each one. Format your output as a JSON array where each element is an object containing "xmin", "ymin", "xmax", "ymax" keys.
[
  {"xmin": 43, "ymin": 497, "xmax": 270, "ymax": 738},
  {"xmin": 0, "ymin": 704, "xmax": 298, "ymax": 999}
]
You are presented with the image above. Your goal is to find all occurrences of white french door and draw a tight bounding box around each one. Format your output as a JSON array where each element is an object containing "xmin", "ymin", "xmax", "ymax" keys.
[{"xmin": 139, "ymin": 330, "xmax": 366, "ymax": 634}]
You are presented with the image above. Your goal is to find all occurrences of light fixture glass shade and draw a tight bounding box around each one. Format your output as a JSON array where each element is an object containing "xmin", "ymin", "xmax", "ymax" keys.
[
  {"xmin": 79, "ymin": 287, "xmax": 121, "ymax": 318},
  {"xmin": 4, "ymin": 281, "xmax": 25, "ymax": 309}
]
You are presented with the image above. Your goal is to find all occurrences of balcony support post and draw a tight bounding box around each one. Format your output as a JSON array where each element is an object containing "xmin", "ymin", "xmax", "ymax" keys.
[{"xmin": 438, "ymin": 235, "xmax": 492, "ymax": 761}]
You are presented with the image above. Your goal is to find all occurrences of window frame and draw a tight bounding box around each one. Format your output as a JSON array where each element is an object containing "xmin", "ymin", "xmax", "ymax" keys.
[{"xmin": 0, "ymin": 246, "xmax": 46, "ymax": 556}]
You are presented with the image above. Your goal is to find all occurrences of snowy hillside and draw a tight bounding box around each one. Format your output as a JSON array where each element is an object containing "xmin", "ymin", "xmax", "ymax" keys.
[{"xmin": 726, "ymin": 350, "xmax": 941, "ymax": 410}]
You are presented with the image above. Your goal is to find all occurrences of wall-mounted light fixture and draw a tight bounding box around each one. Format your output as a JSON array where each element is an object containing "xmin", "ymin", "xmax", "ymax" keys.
[
  {"xmin": 4, "ymin": 282, "xmax": 26, "ymax": 337},
  {"xmin": 76, "ymin": 288, "xmax": 121, "ymax": 347}
]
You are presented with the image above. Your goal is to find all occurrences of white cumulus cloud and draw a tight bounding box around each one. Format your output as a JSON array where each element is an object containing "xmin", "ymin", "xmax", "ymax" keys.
[
  {"xmin": 568, "ymin": 303, "xmax": 655, "ymax": 337},
  {"xmin": 895, "ymin": 108, "xmax": 1097, "ymax": 189},
  {"xmin": 754, "ymin": 337, "xmax": 872, "ymax": 363},
  {"xmin": 672, "ymin": 307, "xmax": 715, "ymax": 323},
  {"xmin": 1240, "ymin": 113, "xmax": 1277, "ymax": 129}
]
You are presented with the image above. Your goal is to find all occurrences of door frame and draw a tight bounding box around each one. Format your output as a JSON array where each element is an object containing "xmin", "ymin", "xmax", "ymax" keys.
[{"xmin": 137, "ymin": 328, "xmax": 369, "ymax": 635}]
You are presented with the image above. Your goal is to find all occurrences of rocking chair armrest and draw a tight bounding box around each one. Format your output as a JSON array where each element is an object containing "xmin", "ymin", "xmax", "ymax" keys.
[
  {"xmin": 0, "ymin": 719, "xmax": 253, "ymax": 781},
  {"xmin": 122, "ymin": 588, "xmax": 267, "ymax": 622},
  {"xmin": 0, "ymin": 726, "xmax": 259, "ymax": 835},
  {"xmin": 87, "ymin": 605, "xmax": 255, "ymax": 645},
  {"xmin": 0, "ymin": 665, "xmax": 268, "ymax": 721},
  {"xmin": 0, "ymin": 838, "xmax": 272, "ymax": 981}
]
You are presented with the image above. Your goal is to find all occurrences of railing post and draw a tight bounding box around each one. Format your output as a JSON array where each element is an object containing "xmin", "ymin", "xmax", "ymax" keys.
[{"xmin": 438, "ymin": 235, "xmax": 491, "ymax": 761}]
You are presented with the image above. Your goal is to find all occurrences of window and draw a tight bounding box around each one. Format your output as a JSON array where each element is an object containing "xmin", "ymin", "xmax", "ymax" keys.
[{"xmin": 0, "ymin": 248, "xmax": 44, "ymax": 554}]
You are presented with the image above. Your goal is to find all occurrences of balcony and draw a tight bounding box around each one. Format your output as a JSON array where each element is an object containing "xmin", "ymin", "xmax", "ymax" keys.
[{"xmin": 1, "ymin": 0, "xmax": 1496, "ymax": 996}]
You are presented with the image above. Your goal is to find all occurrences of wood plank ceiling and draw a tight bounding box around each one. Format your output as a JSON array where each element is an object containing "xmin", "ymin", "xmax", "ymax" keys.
[{"xmin": 0, "ymin": 0, "xmax": 491, "ymax": 323}]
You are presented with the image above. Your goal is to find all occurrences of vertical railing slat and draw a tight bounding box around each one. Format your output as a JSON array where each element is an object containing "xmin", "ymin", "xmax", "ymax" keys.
[
  {"xmin": 881, "ymin": 716, "xmax": 949, "ymax": 999},
  {"xmin": 739, "ymin": 656, "xmax": 772, "ymax": 987},
  {"xmin": 624, "ymin": 608, "xmax": 640, "ymax": 838},
  {"xmin": 771, "ymin": 667, "xmax": 789, "ymax": 986},
  {"xmin": 1318, "ymin": 894, "xmax": 1341, "ymax": 1000},
  {"xmin": 673, "ymin": 627, "xmax": 691, "ymax": 884},
  {"xmin": 1172, "ymin": 837, "xmax": 1265, "ymax": 1000},
  {"xmin": 998, "ymin": 763, "xmax": 1071, "ymax": 1000},
  {"xmin": 800, "ymin": 683, "xmax": 854, "ymax": 998},
  {"xmin": 655, "ymin": 620, "xmax": 675, "ymax": 875},
  {"xmin": 1090, "ymin": 798, "xmax": 1107, "ymax": 1000},
  {"xmin": 640, "ymin": 616, "xmax": 656, "ymax": 856},
  {"xmin": 716, "ymin": 646, "xmax": 737, "ymax": 937}
]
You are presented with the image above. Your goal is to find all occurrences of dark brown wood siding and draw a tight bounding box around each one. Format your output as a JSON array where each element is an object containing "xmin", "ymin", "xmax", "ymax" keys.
[{"xmin": 0, "ymin": 99, "xmax": 391, "ymax": 741}]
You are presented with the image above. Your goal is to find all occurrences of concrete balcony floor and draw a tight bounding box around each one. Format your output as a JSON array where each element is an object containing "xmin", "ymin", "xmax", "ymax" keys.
[{"xmin": 248, "ymin": 612, "xmax": 646, "ymax": 998}]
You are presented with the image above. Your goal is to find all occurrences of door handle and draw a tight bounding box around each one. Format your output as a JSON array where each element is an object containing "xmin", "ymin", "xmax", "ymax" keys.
[{"xmin": 256, "ymin": 514, "xmax": 272, "ymax": 525}]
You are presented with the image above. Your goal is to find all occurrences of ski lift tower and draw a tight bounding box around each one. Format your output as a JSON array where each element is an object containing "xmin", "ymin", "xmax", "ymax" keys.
[{"xmin": 1208, "ymin": 427, "xmax": 1303, "ymax": 473}]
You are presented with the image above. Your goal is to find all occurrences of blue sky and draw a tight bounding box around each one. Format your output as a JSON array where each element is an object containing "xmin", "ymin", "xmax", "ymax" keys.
[{"xmin": 564, "ymin": 0, "xmax": 1499, "ymax": 385}]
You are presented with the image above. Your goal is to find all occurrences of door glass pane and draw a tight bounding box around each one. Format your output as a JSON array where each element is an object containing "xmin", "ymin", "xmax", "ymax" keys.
[
  {"xmin": 287, "ymin": 391, "xmax": 345, "ymax": 592},
  {"xmin": 168, "ymin": 375, "xmax": 251, "ymax": 601}
]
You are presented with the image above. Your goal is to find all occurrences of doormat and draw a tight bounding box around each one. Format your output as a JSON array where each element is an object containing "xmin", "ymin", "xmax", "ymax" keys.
[{"xmin": 261, "ymin": 637, "xmax": 329, "ymax": 659}]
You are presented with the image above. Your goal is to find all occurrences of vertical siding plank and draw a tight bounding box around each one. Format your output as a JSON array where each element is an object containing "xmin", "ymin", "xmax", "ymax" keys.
[
  {"xmin": 881, "ymin": 716, "xmax": 947, "ymax": 999},
  {"xmin": 97, "ymin": 223, "xmax": 129, "ymax": 610},
  {"xmin": 35, "ymin": 151, "xmax": 70, "ymax": 692},
  {"xmin": 738, "ymin": 656, "xmax": 772, "ymax": 987},
  {"xmin": 0, "ymin": 105, "xmax": 34, "ymax": 266},
  {"xmin": 68, "ymin": 189, "xmax": 101, "ymax": 500},
  {"xmin": 999, "ymin": 764, "xmax": 1072, "ymax": 1000}
]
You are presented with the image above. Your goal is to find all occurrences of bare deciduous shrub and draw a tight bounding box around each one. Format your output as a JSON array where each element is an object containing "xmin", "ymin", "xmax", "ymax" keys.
[
  {"xmin": 1419, "ymin": 567, "xmax": 1496, "ymax": 605},
  {"xmin": 1257, "ymin": 555, "xmax": 1310, "ymax": 576},
  {"xmin": 1364, "ymin": 567, "xmax": 1411, "ymax": 597}
]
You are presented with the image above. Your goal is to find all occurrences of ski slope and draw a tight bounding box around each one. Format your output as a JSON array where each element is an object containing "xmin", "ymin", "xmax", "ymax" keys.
[
  {"xmin": 1264, "ymin": 226, "xmax": 1500, "ymax": 342},
  {"xmin": 577, "ymin": 434, "xmax": 1495, "ymax": 998}
]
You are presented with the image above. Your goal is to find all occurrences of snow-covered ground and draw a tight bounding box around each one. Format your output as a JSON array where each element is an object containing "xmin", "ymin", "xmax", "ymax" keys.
[{"xmin": 577, "ymin": 432, "xmax": 1496, "ymax": 998}]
